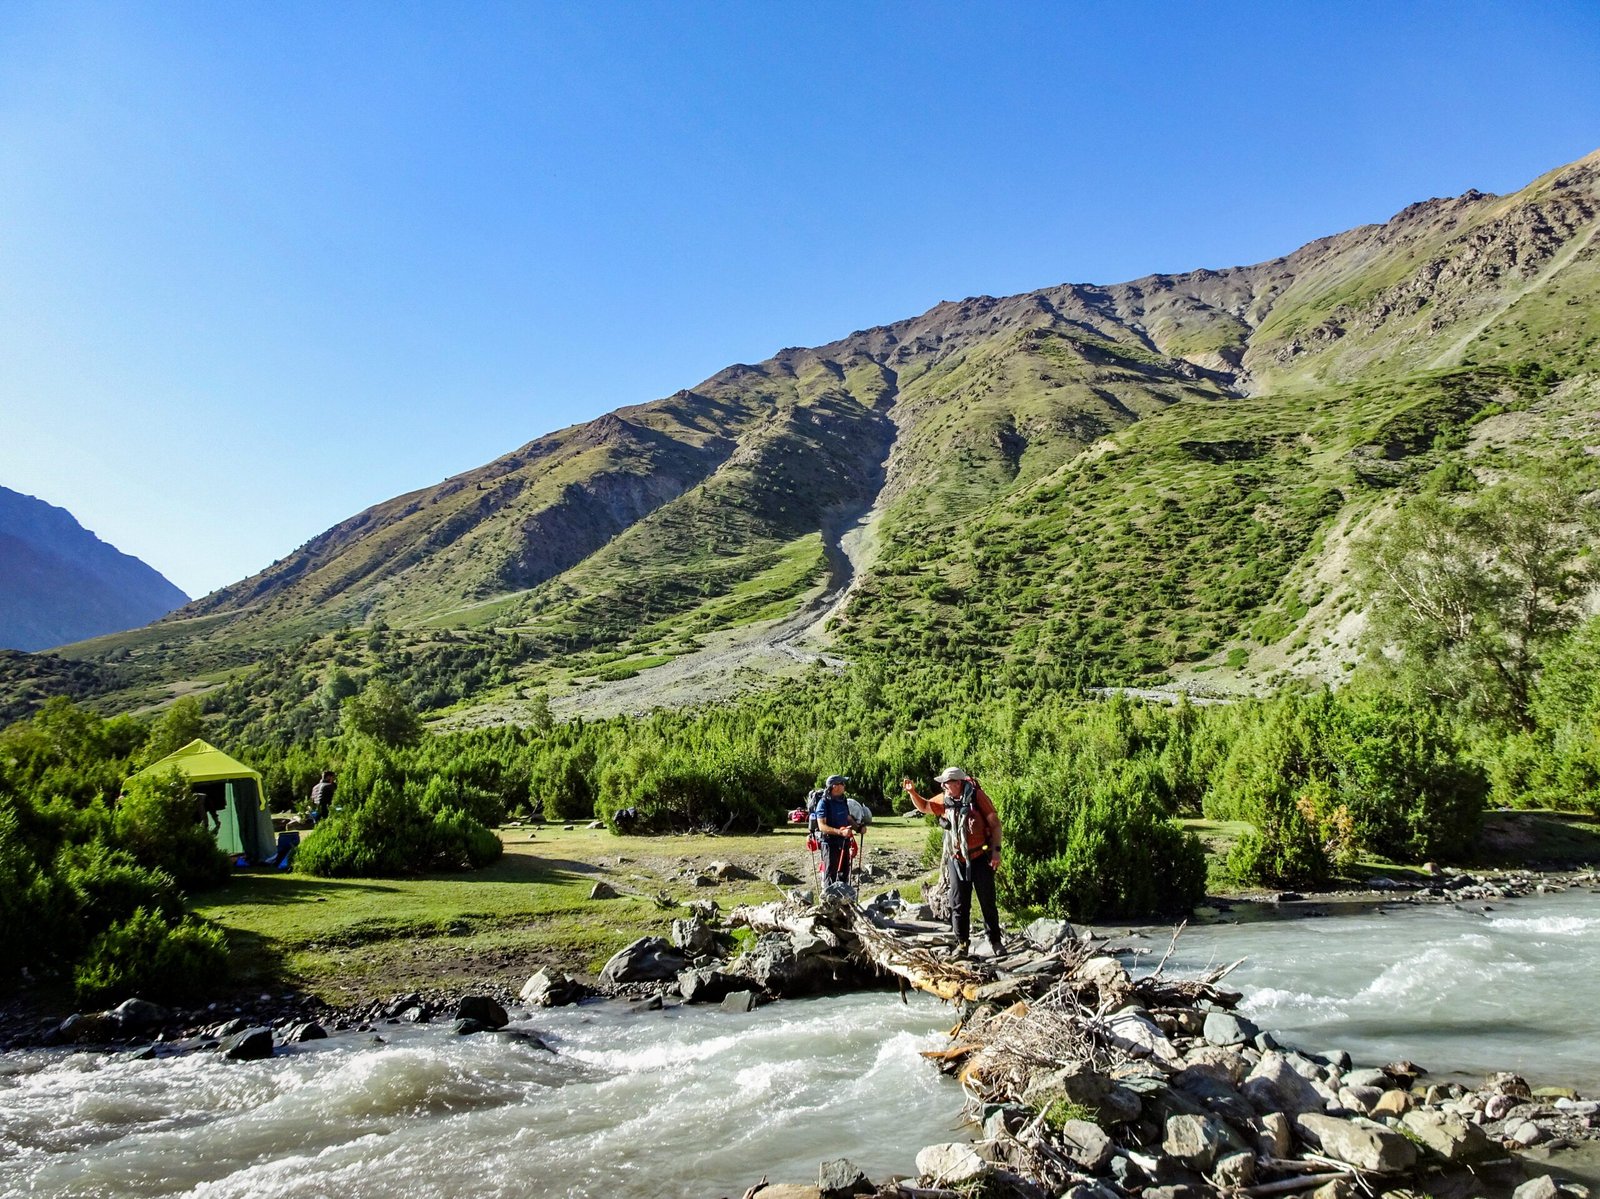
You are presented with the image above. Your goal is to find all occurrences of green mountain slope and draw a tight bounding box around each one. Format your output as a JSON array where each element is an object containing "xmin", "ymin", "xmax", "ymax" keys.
[{"xmin": 28, "ymin": 148, "xmax": 1600, "ymax": 729}]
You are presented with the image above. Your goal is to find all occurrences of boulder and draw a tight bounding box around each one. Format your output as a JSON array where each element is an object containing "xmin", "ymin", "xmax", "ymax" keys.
[
  {"xmin": 1343, "ymin": 1067, "xmax": 1391, "ymax": 1090},
  {"xmin": 1259, "ymin": 1111, "xmax": 1293, "ymax": 1158},
  {"xmin": 215, "ymin": 1017, "xmax": 251, "ymax": 1037},
  {"xmin": 1294, "ymin": 1113, "xmax": 1417, "ymax": 1174},
  {"xmin": 1163, "ymin": 1113, "xmax": 1239, "ymax": 1170},
  {"xmin": 670, "ymin": 917, "xmax": 721, "ymax": 957},
  {"xmin": 1183, "ymin": 1044, "xmax": 1249, "ymax": 1084},
  {"xmin": 1202, "ymin": 1011, "xmax": 1259, "ymax": 1047},
  {"xmin": 1057, "ymin": 1119, "xmax": 1114, "ymax": 1171},
  {"xmin": 1513, "ymin": 1176, "xmax": 1561, "ymax": 1199},
  {"xmin": 1104, "ymin": 1009, "xmax": 1182, "ymax": 1067},
  {"xmin": 219, "ymin": 1027, "xmax": 274, "ymax": 1061},
  {"xmin": 1023, "ymin": 917, "xmax": 1075, "ymax": 950},
  {"xmin": 677, "ymin": 968, "xmax": 739, "ymax": 1004},
  {"xmin": 705, "ymin": 860, "xmax": 755, "ymax": 881},
  {"xmin": 817, "ymin": 1158, "xmax": 872, "ymax": 1198},
  {"xmin": 1503, "ymin": 1118, "xmax": 1547, "ymax": 1147},
  {"xmin": 769, "ymin": 868, "xmax": 801, "ymax": 886},
  {"xmin": 491, "ymin": 1029, "xmax": 552, "ymax": 1051},
  {"xmin": 1213, "ymin": 1151, "xmax": 1256, "ymax": 1188},
  {"xmin": 453, "ymin": 1018, "xmax": 489, "ymax": 1035},
  {"xmin": 55, "ymin": 1012, "xmax": 120, "ymax": 1044},
  {"xmin": 1171, "ymin": 1065, "xmax": 1255, "ymax": 1127},
  {"xmin": 1338, "ymin": 1084, "xmax": 1383, "ymax": 1114},
  {"xmin": 599, "ymin": 937, "xmax": 687, "ymax": 986},
  {"xmin": 1485, "ymin": 1072, "xmax": 1533, "ymax": 1099},
  {"xmin": 1243, "ymin": 1051, "xmax": 1333, "ymax": 1115},
  {"xmin": 111, "ymin": 998, "xmax": 170, "ymax": 1030},
  {"xmin": 589, "ymin": 881, "xmax": 619, "ymax": 900},
  {"xmin": 519, "ymin": 969, "xmax": 589, "ymax": 1008},
  {"xmin": 1400, "ymin": 1109, "xmax": 1495, "ymax": 1162},
  {"xmin": 687, "ymin": 899, "xmax": 720, "ymax": 921},
  {"xmin": 280, "ymin": 1021, "xmax": 327, "ymax": 1043},
  {"xmin": 915, "ymin": 1143, "xmax": 990, "ymax": 1188},
  {"xmin": 1371, "ymin": 1088, "xmax": 1413, "ymax": 1118},
  {"xmin": 721, "ymin": 990, "xmax": 757, "ymax": 1013},
  {"xmin": 454, "ymin": 996, "xmax": 508, "ymax": 1028}
]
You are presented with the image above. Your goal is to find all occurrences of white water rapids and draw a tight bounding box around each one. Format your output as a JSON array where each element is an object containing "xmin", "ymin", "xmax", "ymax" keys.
[{"xmin": 2, "ymin": 889, "xmax": 1598, "ymax": 1198}]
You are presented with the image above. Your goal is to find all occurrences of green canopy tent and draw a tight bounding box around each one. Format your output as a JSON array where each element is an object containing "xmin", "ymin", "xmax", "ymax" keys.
[{"xmin": 129, "ymin": 738, "xmax": 277, "ymax": 863}]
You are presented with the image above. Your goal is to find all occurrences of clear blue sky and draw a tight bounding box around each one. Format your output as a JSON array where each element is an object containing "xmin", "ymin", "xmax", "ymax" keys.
[{"xmin": 2, "ymin": 1, "xmax": 1597, "ymax": 597}]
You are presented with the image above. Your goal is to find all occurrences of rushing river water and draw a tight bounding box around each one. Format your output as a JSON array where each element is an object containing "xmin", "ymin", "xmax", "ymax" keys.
[{"xmin": 3, "ymin": 888, "xmax": 1598, "ymax": 1199}]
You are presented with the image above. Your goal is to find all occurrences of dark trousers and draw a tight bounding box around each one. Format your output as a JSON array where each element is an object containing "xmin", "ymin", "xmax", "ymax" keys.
[
  {"xmin": 823, "ymin": 835, "xmax": 851, "ymax": 884},
  {"xmin": 950, "ymin": 854, "xmax": 1002, "ymax": 947}
]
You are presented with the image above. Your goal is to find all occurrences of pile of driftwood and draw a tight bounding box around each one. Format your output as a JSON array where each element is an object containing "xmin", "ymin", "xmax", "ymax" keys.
[{"xmin": 729, "ymin": 897, "xmax": 1584, "ymax": 1199}]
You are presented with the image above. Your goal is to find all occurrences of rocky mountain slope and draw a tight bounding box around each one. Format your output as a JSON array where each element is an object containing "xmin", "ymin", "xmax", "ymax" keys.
[
  {"xmin": 32, "ymin": 149, "xmax": 1600, "ymax": 726},
  {"xmin": 0, "ymin": 487, "xmax": 189, "ymax": 652}
]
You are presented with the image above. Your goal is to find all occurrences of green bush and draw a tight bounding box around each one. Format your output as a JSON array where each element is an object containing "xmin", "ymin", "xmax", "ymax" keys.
[
  {"xmin": 73, "ymin": 907, "xmax": 230, "ymax": 1005},
  {"xmin": 595, "ymin": 744, "xmax": 796, "ymax": 833},
  {"xmin": 113, "ymin": 769, "xmax": 230, "ymax": 892},
  {"xmin": 296, "ymin": 778, "xmax": 502, "ymax": 877}
]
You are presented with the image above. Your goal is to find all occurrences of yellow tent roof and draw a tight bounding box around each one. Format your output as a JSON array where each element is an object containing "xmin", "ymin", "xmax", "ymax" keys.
[{"xmin": 130, "ymin": 738, "xmax": 263, "ymax": 785}]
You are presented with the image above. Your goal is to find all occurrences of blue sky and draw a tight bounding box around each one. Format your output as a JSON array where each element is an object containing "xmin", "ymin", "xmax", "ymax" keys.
[{"xmin": 2, "ymin": 1, "xmax": 1597, "ymax": 597}]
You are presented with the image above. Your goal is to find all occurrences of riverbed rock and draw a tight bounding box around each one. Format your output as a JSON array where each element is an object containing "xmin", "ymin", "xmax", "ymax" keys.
[
  {"xmin": 1104, "ymin": 1009, "xmax": 1182, "ymax": 1067},
  {"xmin": 599, "ymin": 937, "xmax": 687, "ymax": 986},
  {"xmin": 1163, "ymin": 1112, "xmax": 1239, "ymax": 1170},
  {"xmin": 1338, "ymin": 1083, "xmax": 1384, "ymax": 1114},
  {"xmin": 1259, "ymin": 1110, "xmax": 1293, "ymax": 1158},
  {"xmin": 1244, "ymin": 1051, "xmax": 1332, "ymax": 1115},
  {"xmin": 1513, "ymin": 1176, "xmax": 1561, "ymax": 1199},
  {"xmin": 219, "ymin": 1027, "xmax": 274, "ymax": 1061},
  {"xmin": 55, "ymin": 1012, "xmax": 119, "ymax": 1044},
  {"xmin": 1372, "ymin": 1088, "xmax": 1413, "ymax": 1117},
  {"xmin": 453, "ymin": 1018, "xmax": 489, "ymax": 1035},
  {"xmin": 455, "ymin": 996, "xmax": 509, "ymax": 1029},
  {"xmin": 1023, "ymin": 917, "xmax": 1075, "ymax": 950},
  {"xmin": 720, "ymin": 990, "xmax": 758, "ymax": 1013},
  {"xmin": 1294, "ymin": 1113, "xmax": 1417, "ymax": 1174},
  {"xmin": 111, "ymin": 998, "xmax": 170, "ymax": 1031},
  {"xmin": 915, "ymin": 1143, "xmax": 990, "ymax": 1187},
  {"xmin": 817, "ymin": 1157, "xmax": 872, "ymax": 1197},
  {"xmin": 1486, "ymin": 1072, "xmax": 1533, "ymax": 1099},
  {"xmin": 1171, "ymin": 1065, "xmax": 1255, "ymax": 1127},
  {"xmin": 519, "ymin": 969, "xmax": 589, "ymax": 1008},
  {"xmin": 1182, "ymin": 1043, "xmax": 1248, "ymax": 1084},
  {"xmin": 1344, "ymin": 1067, "xmax": 1390, "ymax": 1089},
  {"xmin": 1076, "ymin": 956, "xmax": 1133, "ymax": 1004},
  {"xmin": 1202, "ymin": 1011, "xmax": 1259, "ymax": 1047},
  {"xmin": 671, "ymin": 917, "xmax": 720, "ymax": 957},
  {"xmin": 1213, "ymin": 1151, "xmax": 1256, "ymax": 1188},
  {"xmin": 677, "ymin": 968, "xmax": 738, "ymax": 1004},
  {"xmin": 1058, "ymin": 1119, "xmax": 1114, "ymax": 1171},
  {"xmin": 280, "ymin": 1021, "xmax": 327, "ymax": 1043},
  {"xmin": 1401, "ymin": 1109, "xmax": 1495, "ymax": 1161},
  {"xmin": 1503, "ymin": 1117, "xmax": 1548, "ymax": 1147}
]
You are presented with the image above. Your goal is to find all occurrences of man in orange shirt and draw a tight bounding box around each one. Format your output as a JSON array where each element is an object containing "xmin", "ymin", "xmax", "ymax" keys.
[{"xmin": 903, "ymin": 766, "xmax": 1004, "ymax": 958}]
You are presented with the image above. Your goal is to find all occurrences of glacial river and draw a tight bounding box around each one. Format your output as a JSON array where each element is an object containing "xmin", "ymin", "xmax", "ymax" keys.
[{"xmin": 2, "ymin": 888, "xmax": 1597, "ymax": 1199}]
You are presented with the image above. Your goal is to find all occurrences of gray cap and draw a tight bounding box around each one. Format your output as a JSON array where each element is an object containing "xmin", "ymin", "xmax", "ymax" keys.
[
  {"xmin": 934, "ymin": 766, "xmax": 970, "ymax": 783},
  {"xmin": 825, "ymin": 775, "xmax": 849, "ymax": 788}
]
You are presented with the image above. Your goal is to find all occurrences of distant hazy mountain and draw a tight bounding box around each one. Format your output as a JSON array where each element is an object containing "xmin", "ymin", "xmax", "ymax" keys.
[{"xmin": 0, "ymin": 487, "xmax": 189, "ymax": 651}]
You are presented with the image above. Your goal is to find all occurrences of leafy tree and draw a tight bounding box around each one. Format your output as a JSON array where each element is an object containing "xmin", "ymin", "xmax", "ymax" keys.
[
  {"xmin": 140, "ymin": 697, "xmax": 207, "ymax": 765},
  {"xmin": 1356, "ymin": 466, "xmax": 1600, "ymax": 729},
  {"xmin": 341, "ymin": 679, "xmax": 424, "ymax": 747},
  {"xmin": 114, "ymin": 769, "xmax": 231, "ymax": 891}
]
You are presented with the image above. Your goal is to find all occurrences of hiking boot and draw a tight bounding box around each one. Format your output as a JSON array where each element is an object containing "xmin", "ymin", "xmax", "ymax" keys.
[
  {"xmin": 987, "ymin": 937, "xmax": 1006, "ymax": 958},
  {"xmin": 952, "ymin": 940, "xmax": 970, "ymax": 959}
]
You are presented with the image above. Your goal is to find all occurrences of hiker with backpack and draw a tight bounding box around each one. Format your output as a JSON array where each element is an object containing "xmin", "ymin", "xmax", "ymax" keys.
[
  {"xmin": 903, "ymin": 767, "xmax": 1004, "ymax": 958},
  {"xmin": 811, "ymin": 775, "xmax": 858, "ymax": 888}
]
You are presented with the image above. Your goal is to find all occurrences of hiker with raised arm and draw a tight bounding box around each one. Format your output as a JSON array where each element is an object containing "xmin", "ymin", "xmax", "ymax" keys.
[{"xmin": 903, "ymin": 766, "xmax": 1004, "ymax": 958}]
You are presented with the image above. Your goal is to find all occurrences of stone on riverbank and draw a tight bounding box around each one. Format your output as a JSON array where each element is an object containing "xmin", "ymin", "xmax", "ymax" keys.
[
  {"xmin": 1400, "ymin": 1108, "xmax": 1494, "ymax": 1162},
  {"xmin": 1294, "ymin": 1113, "xmax": 1417, "ymax": 1173},
  {"xmin": 111, "ymin": 998, "xmax": 170, "ymax": 1031},
  {"xmin": 915, "ymin": 1142, "xmax": 990, "ymax": 1187},
  {"xmin": 455, "ymin": 996, "xmax": 509, "ymax": 1029},
  {"xmin": 219, "ymin": 1027, "xmax": 274, "ymax": 1061},
  {"xmin": 1201, "ymin": 1010, "xmax": 1258, "ymax": 1047},
  {"xmin": 599, "ymin": 937, "xmax": 687, "ymax": 986},
  {"xmin": 281, "ymin": 1021, "xmax": 327, "ymax": 1043},
  {"xmin": 721, "ymin": 990, "xmax": 757, "ymax": 1013},
  {"xmin": 816, "ymin": 1157, "xmax": 872, "ymax": 1197},
  {"xmin": 1244, "ymin": 1051, "xmax": 1334, "ymax": 1115},
  {"xmin": 1058, "ymin": 1119, "xmax": 1114, "ymax": 1171},
  {"xmin": 519, "ymin": 969, "xmax": 590, "ymax": 1008}
]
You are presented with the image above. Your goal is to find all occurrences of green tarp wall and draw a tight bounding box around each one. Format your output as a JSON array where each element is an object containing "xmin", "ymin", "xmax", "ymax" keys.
[{"xmin": 130, "ymin": 738, "xmax": 277, "ymax": 862}]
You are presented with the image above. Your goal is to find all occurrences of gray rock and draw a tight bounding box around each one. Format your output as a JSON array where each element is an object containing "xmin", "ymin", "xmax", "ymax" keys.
[
  {"xmin": 1338, "ymin": 1084, "xmax": 1383, "ymax": 1114},
  {"xmin": 219, "ymin": 1027, "xmax": 274, "ymax": 1061},
  {"xmin": 915, "ymin": 1142, "xmax": 990, "ymax": 1187},
  {"xmin": 1202, "ymin": 1011, "xmax": 1259, "ymax": 1047},
  {"xmin": 687, "ymin": 899, "xmax": 720, "ymax": 921},
  {"xmin": 705, "ymin": 860, "xmax": 755, "ymax": 881},
  {"xmin": 455, "ymin": 995, "xmax": 509, "ymax": 1029},
  {"xmin": 1062, "ymin": 1185, "xmax": 1120, "ymax": 1199},
  {"xmin": 1400, "ymin": 1109, "xmax": 1495, "ymax": 1162},
  {"xmin": 720, "ymin": 990, "xmax": 757, "ymax": 1013},
  {"xmin": 589, "ymin": 881, "xmax": 619, "ymax": 899},
  {"xmin": 670, "ymin": 917, "xmax": 720, "ymax": 957},
  {"xmin": 1171, "ymin": 1064, "xmax": 1255, "ymax": 1127},
  {"xmin": 280, "ymin": 1021, "xmax": 327, "ymax": 1043},
  {"xmin": 55, "ymin": 1012, "xmax": 120, "ymax": 1043},
  {"xmin": 599, "ymin": 937, "xmax": 687, "ymax": 986},
  {"xmin": 1104, "ymin": 1009, "xmax": 1182, "ymax": 1067},
  {"xmin": 214, "ymin": 1017, "xmax": 251, "ymax": 1037},
  {"xmin": 1023, "ymin": 917, "xmax": 1074, "ymax": 949},
  {"xmin": 519, "ymin": 969, "xmax": 589, "ymax": 1008},
  {"xmin": 817, "ymin": 1157, "xmax": 871, "ymax": 1198},
  {"xmin": 1513, "ymin": 1176, "xmax": 1561, "ymax": 1199},
  {"xmin": 453, "ymin": 1018, "xmax": 489, "ymax": 1035},
  {"xmin": 1243, "ymin": 1051, "xmax": 1332, "ymax": 1115},
  {"xmin": 1057, "ymin": 1119, "xmax": 1114, "ymax": 1171},
  {"xmin": 769, "ymin": 868, "xmax": 801, "ymax": 886},
  {"xmin": 491, "ymin": 1029, "xmax": 551, "ymax": 1051},
  {"xmin": 397, "ymin": 1006, "xmax": 429, "ymax": 1024},
  {"xmin": 1163, "ymin": 1112, "xmax": 1238, "ymax": 1170},
  {"xmin": 1213, "ymin": 1150, "xmax": 1256, "ymax": 1187},
  {"xmin": 1503, "ymin": 1118, "xmax": 1547, "ymax": 1147},
  {"xmin": 1259, "ymin": 1110, "xmax": 1293, "ymax": 1158},
  {"xmin": 1343, "ymin": 1067, "xmax": 1390, "ymax": 1089},
  {"xmin": 1254, "ymin": 1030, "xmax": 1284, "ymax": 1053},
  {"xmin": 1295, "ymin": 1113, "xmax": 1417, "ymax": 1174},
  {"xmin": 111, "ymin": 998, "xmax": 170, "ymax": 1030},
  {"xmin": 677, "ymin": 968, "xmax": 739, "ymax": 1004},
  {"xmin": 1183, "ymin": 1044, "xmax": 1248, "ymax": 1083}
]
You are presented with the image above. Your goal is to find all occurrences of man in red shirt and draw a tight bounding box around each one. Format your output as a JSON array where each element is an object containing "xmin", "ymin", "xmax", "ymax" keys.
[{"xmin": 903, "ymin": 766, "xmax": 1004, "ymax": 958}]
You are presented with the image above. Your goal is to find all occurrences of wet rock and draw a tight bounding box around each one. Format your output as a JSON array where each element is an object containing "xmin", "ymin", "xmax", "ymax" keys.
[
  {"xmin": 491, "ymin": 1029, "xmax": 552, "ymax": 1051},
  {"xmin": 519, "ymin": 969, "xmax": 589, "ymax": 1008},
  {"xmin": 215, "ymin": 1017, "xmax": 251, "ymax": 1037},
  {"xmin": 677, "ymin": 968, "xmax": 739, "ymax": 1004},
  {"xmin": 721, "ymin": 990, "xmax": 757, "ymax": 1013},
  {"xmin": 398, "ymin": 1006, "xmax": 429, "ymax": 1024},
  {"xmin": 599, "ymin": 936, "xmax": 687, "ymax": 986},
  {"xmin": 281, "ymin": 1021, "xmax": 327, "ymax": 1043},
  {"xmin": 1244, "ymin": 1051, "xmax": 1332, "ymax": 1116},
  {"xmin": 453, "ymin": 1018, "xmax": 489, "ymax": 1035},
  {"xmin": 1202, "ymin": 1011, "xmax": 1259, "ymax": 1047},
  {"xmin": 220, "ymin": 1027, "xmax": 274, "ymax": 1061},
  {"xmin": 589, "ymin": 881, "xmax": 618, "ymax": 900},
  {"xmin": 1057, "ymin": 1119, "xmax": 1114, "ymax": 1171},
  {"xmin": 1513, "ymin": 1177, "xmax": 1561, "ymax": 1199},
  {"xmin": 384, "ymin": 993, "xmax": 423, "ymax": 1019},
  {"xmin": 817, "ymin": 1157, "xmax": 872, "ymax": 1197},
  {"xmin": 1023, "ymin": 917, "xmax": 1074, "ymax": 949},
  {"xmin": 1401, "ymin": 1109, "xmax": 1495, "ymax": 1162},
  {"xmin": 629, "ymin": 996, "xmax": 663, "ymax": 1014},
  {"xmin": 455, "ymin": 996, "xmax": 509, "ymax": 1029},
  {"xmin": 56, "ymin": 1012, "xmax": 120, "ymax": 1044},
  {"xmin": 915, "ymin": 1142, "xmax": 990, "ymax": 1187},
  {"xmin": 1294, "ymin": 1113, "xmax": 1417, "ymax": 1173}
]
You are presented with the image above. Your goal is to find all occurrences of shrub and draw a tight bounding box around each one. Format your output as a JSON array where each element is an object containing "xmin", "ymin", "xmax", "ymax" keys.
[
  {"xmin": 73, "ymin": 907, "xmax": 230, "ymax": 1005},
  {"xmin": 296, "ymin": 778, "xmax": 502, "ymax": 877},
  {"xmin": 113, "ymin": 769, "xmax": 231, "ymax": 892}
]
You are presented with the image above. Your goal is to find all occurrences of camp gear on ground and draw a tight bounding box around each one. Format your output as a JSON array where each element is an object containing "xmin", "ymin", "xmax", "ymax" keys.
[{"xmin": 129, "ymin": 739, "xmax": 276, "ymax": 864}]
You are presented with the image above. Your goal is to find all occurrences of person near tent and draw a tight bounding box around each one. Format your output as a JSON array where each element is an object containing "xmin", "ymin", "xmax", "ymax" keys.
[
  {"xmin": 812, "ymin": 775, "xmax": 858, "ymax": 887},
  {"xmin": 310, "ymin": 770, "xmax": 336, "ymax": 824},
  {"xmin": 903, "ymin": 766, "xmax": 1004, "ymax": 958}
]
